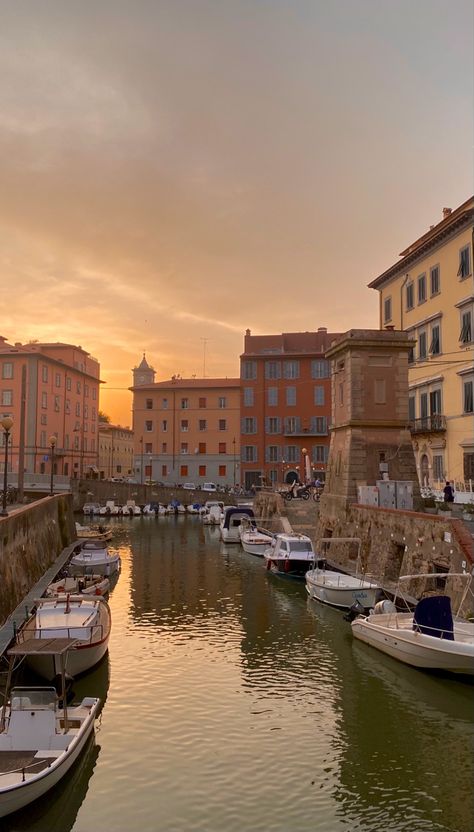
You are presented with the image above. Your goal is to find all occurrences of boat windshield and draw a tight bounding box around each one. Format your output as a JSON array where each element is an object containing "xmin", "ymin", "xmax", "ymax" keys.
[
  {"xmin": 289, "ymin": 541, "xmax": 313, "ymax": 553},
  {"xmin": 10, "ymin": 687, "xmax": 57, "ymax": 711}
]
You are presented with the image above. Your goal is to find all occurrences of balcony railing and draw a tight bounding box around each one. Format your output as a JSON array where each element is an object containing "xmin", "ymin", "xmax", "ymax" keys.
[
  {"xmin": 283, "ymin": 428, "xmax": 329, "ymax": 437},
  {"xmin": 409, "ymin": 415, "xmax": 447, "ymax": 434}
]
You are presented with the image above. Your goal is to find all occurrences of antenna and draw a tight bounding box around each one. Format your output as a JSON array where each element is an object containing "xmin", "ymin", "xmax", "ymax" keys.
[{"xmin": 200, "ymin": 338, "xmax": 209, "ymax": 377}]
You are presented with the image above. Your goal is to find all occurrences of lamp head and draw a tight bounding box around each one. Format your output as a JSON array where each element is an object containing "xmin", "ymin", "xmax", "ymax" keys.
[
  {"xmin": 302, "ymin": 447, "xmax": 307, "ymax": 455},
  {"xmin": 1, "ymin": 416, "xmax": 13, "ymax": 432},
  {"xmin": 49, "ymin": 435, "xmax": 57, "ymax": 447}
]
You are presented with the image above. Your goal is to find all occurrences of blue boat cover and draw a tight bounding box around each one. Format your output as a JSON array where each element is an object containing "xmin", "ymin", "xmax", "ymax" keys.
[
  {"xmin": 222, "ymin": 507, "xmax": 254, "ymax": 529},
  {"xmin": 413, "ymin": 595, "xmax": 454, "ymax": 640}
]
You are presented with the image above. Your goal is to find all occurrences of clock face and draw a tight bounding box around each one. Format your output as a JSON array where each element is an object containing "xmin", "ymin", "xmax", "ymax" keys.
[{"xmin": 138, "ymin": 374, "xmax": 145, "ymax": 383}]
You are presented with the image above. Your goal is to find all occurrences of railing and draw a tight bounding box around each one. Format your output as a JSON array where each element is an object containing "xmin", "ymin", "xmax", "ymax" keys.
[{"xmin": 409, "ymin": 415, "xmax": 446, "ymax": 434}]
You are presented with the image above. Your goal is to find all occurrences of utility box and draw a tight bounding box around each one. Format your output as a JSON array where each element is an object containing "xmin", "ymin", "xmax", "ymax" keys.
[
  {"xmin": 377, "ymin": 480, "xmax": 396, "ymax": 509},
  {"xmin": 395, "ymin": 481, "xmax": 414, "ymax": 510},
  {"xmin": 357, "ymin": 485, "xmax": 379, "ymax": 507}
]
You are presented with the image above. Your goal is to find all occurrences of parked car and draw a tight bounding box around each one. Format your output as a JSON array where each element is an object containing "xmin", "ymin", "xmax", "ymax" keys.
[
  {"xmin": 202, "ymin": 482, "xmax": 217, "ymax": 492},
  {"xmin": 183, "ymin": 482, "xmax": 196, "ymax": 490}
]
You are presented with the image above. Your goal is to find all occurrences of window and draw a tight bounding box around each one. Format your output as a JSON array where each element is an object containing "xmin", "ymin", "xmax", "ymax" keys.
[
  {"xmin": 433, "ymin": 455, "xmax": 444, "ymax": 481},
  {"xmin": 285, "ymin": 445, "xmax": 298, "ymax": 462},
  {"xmin": 54, "ymin": 395, "xmax": 60, "ymax": 412},
  {"xmin": 406, "ymin": 282, "xmax": 414, "ymax": 310},
  {"xmin": 1, "ymin": 390, "xmax": 12, "ymax": 406},
  {"xmin": 242, "ymin": 360, "xmax": 257, "ymax": 380},
  {"xmin": 180, "ymin": 419, "xmax": 188, "ymax": 431},
  {"xmin": 418, "ymin": 331, "xmax": 427, "ymax": 360},
  {"xmin": 145, "ymin": 443, "xmax": 152, "ymax": 453},
  {"xmin": 162, "ymin": 420, "xmax": 168, "ymax": 432},
  {"xmin": 198, "ymin": 442, "xmax": 206, "ymax": 454},
  {"xmin": 55, "ymin": 373, "xmax": 61, "ymax": 388},
  {"xmin": 339, "ymin": 383, "xmax": 344, "ymax": 406},
  {"xmin": 145, "ymin": 420, "xmax": 153, "ymax": 431},
  {"xmin": 198, "ymin": 464, "xmax": 206, "ymax": 476},
  {"xmin": 311, "ymin": 360, "xmax": 330, "ymax": 379},
  {"xmin": 264, "ymin": 417, "xmax": 279, "ymax": 435},
  {"xmin": 408, "ymin": 395, "xmax": 415, "ymax": 422},
  {"xmin": 408, "ymin": 342, "xmax": 415, "ymax": 364},
  {"xmin": 283, "ymin": 360, "xmax": 299, "ymax": 379},
  {"xmin": 243, "ymin": 446, "xmax": 257, "ymax": 462},
  {"xmin": 218, "ymin": 397, "xmax": 227, "ymax": 409},
  {"xmin": 162, "ymin": 464, "xmax": 167, "ymax": 476},
  {"xmin": 42, "ymin": 392, "xmax": 48, "ymax": 409},
  {"xmin": 420, "ymin": 392, "xmax": 428, "ymax": 419},
  {"xmin": 242, "ymin": 417, "xmax": 257, "ymax": 434},
  {"xmin": 40, "ymin": 413, "xmax": 47, "ymax": 425},
  {"xmin": 218, "ymin": 465, "xmax": 226, "ymax": 476},
  {"xmin": 40, "ymin": 430, "xmax": 46, "ymax": 447},
  {"xmin": 180, "ymin": 442, "xmax": 189, "ymax": 454},
  {"xmin": 181, "ymin": 398, "xmax": 189, "ymax": 409},
  {"xmin": 199, "ymin": 397, "xmax": 207, "ymax": 408},
  {"xmin": 92, "ymin": 387, "xmax": 96, "ymax": 400},
  {"xmin": 243, "ymin": 387, "xmax": 254, "ymax": 407},
  {"xmin": 430, "ymin": 266, "xmax": 440, "ymax": 296},
  {"xmin": 429, "ymin": 324, "xmax": 441, "ymax": 355},
  {"xmin": 162, "ymin": 398, "xmax": 168, "ymax": 410},
  {"xmin": 267, "ymin": 446, "xmax": 279, "ymax": 462},
  {"xmin": 460, "ymin": 310, "xmax": 472, "ymax": 344},
  {"xmin": 198, "ymin": 419, "xmax": 206, "ymax": 431},
  {"xmin": 458, "ymin": 245, "xmax": 471, "ymax": 279},
  {"xmin": 265, "ymin": 361, "xmax": 281, "ymax": 379},
  {"xmin": 219, "ymin": 442, "xmax": 226, "ymax": 454},
  {"xmin": 312, "ymin": 445, "xmax": 328, "ymax": 463},
  {"xmin": 76, "ymin": 381, "xmax": 81, "ymax": 394},
  {"xmin": 66, "ymin": 377, "xmax": 71, "ymax": 391},
  {"xmin": 430, "ymin": 389, "xmax": 442, "ymax": 414},
  {"xmin": 180, "ymin": 465, "xmax": 188, "ymax": 477},
  {"xmin": 146, "ymin": 399, "xmax": 153, "ymax": 410},
  {"xmin": 65, "ymin": 399, "xmax": 70, "ymax": 414},
  {"xmin": 286, "ymin": 386, "xmax": 296, "ymax": 406},
  {"xmin": 464, "ymin": 380, "xmax": 474, "ymax": 414},
  {"xmin": 41, "ymin": 365, "xmax": 48, "ymax": 382},
  {"xmin": 268, "ymin": 387, "xmax": 278, "ymax": 406},
  {"xmin": 84, "ymin": 384, "xmax": 89, "ymax": 398},
  {"xmin": 219, "ymin": 419, "xmax": 226, "ymax": 431},
  {"xmin": 464, "ymin": 452, "xmax": 474, "ymax": 480},
  {"xmin": 314, "ymin": 386, "xmax": 325, "ymax": 406},
  {"xmin": 84, "ymin": 405, "xmax": 88, "ymax": 419},
  {"xmin": 417, "ymin": 274, "xmax": 426, "ymax": 304},
  {"xmin": 92, "ymin": 407, "xmax": 96, "ymax": 421},
  {"xmin": 284, "ymin": 416, "xmax": 300, "ymax": 434},
  {"xmin": 311, "ymin": 416, "xmax": 328, "ymax": 434},
  {"xmin": 384, "ymin": 296, "xmax": 392, "ymax": 323},
  {"xmin": 162, "ymin": 442, "xmax": 167, "ymax": 453}
]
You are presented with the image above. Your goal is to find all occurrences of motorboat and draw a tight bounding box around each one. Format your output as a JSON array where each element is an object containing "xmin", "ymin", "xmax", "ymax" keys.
[
  {"xmin": 200, "ymin": 500, "xmax": 224, "ymax": 521},
  {"xmin": 239, "ymin": 517, "xmax": 274, "ymax": 557},
  {"xmin": 18, "ymin": 595, "xmax": 112, "ymax": 680},
  {"xmin": 186, "ymin": 503, "xmax": 202, "ymax": 515},
  {"xmin": 0, "ymin": 639, "xmax": 100, "ymax": 818},
  {"xmin": 122, "ymin": 501, "xmax": 142, "ymax": 516},
  {"xmin": 98, "ymin": 500, "xmax": 120, "ymax": 516},
  {"xmin": 82, "ymin": 502, "xmax": 100, "ymax": 516},
  {"xmin": 351, "ymin": 573, "xmax": 474, "ymax": 675},
  {"xmin": 69, "ymin": 540, "xmax": 121, "ymax": 577},
  {"xmin": 220, "ymin": 506, "xmax": 255, "ymax": 543},
  {"xmin": 305, "ymin": 538, "xmax": 380, "ymax": 610},
  {"xmin": 75, "ymin": 522, "xmax": 112, "ymax": 541},
  {"xmin": 45, "ymin": 573, "xmax": 110, "ymax": 598},
  {"xmin": 263, "ymin": 533, "xmax": 315, "ymax": 579}
]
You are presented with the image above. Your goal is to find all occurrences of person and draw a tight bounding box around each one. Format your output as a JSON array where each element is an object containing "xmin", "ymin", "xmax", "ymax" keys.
[{"xmin": 443, "ymin": 481, "xmax": 454, "ymax": 503}]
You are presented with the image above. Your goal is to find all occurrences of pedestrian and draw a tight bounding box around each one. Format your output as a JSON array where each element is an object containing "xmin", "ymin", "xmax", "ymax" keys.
[{"xmin": 443, "ymin": 481, "xmax": 454, "ymax": 503}]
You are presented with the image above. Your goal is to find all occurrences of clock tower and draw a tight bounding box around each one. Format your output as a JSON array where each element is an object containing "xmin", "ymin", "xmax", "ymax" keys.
[{"xmin": 133, "ymin": 353, "xmax": 155, "ymax": 386}]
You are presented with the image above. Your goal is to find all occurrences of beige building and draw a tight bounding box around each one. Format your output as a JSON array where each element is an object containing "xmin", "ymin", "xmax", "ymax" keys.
[
  {"xmin": 98, "ymin": 422, "xmax": 134, "ymax": 480},
  {"xmin": 369, "ymin": 197, "xmax": 474, "ymax": 487}
]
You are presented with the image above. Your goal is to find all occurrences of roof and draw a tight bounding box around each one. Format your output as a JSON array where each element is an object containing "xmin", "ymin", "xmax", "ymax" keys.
[
  {"xmin": 241, "ymin": 330, "xmax": 341, "ymax": 357},
  {"xmin": 130, "ymin": 377, "xmax": 240, "ymax": 391},
  {"xmin": 136, "ymin": 353, "xmax": 153, "ymax": 371}
]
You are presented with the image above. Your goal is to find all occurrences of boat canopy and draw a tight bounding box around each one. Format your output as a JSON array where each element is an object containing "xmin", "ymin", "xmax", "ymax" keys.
[
  {"xmin": 222, "ymin": 507, "xmax": 254, "ymax": 530},
  {"xmin": 413, "ymin": 596, "xmax": 454, "ymax": 640}
]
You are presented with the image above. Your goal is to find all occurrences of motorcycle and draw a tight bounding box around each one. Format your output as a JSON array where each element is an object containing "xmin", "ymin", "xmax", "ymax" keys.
[{"xmin": 284, "ymin": 484, "xmax": 311, "ymax": 501}]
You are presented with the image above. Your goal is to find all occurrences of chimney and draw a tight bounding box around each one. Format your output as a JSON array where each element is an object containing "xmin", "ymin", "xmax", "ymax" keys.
[
  {"xmin": 442, "ymin": 207, "xmax": 452, "ymax": 219},
  {"xmin": 245, "ymin": 329, "xmax": 251, "ymax": 337}
]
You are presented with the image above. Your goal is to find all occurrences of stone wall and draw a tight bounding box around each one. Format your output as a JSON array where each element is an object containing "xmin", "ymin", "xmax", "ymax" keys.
[
  {"xmin": 0, "ymin": 495, "xmax": 76, "ymax": 624},
  {"xmin": 70, "ymin": 480, "xmax": 235, "ymax": 512}
]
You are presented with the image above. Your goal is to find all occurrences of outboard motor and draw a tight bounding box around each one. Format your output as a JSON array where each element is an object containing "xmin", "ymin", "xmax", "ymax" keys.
[
  {"xmin": 344, "ymin": 600, "xmax": 366, "ymax": 622},
  {"xmin": 373, "ymin": 599, "xmax": 397, "ymax": 615}
]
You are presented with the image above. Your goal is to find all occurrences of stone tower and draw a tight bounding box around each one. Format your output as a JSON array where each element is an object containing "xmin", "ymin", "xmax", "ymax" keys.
[
  {"xmin": 319, "ymin": 328, "xmax": 420, "ymax": 524},
  {"xmin": 132, "ymin": 353, "xmax": 155, "ymax": 386}
]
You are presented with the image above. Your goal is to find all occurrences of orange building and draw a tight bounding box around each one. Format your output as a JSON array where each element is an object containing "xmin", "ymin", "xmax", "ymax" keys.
[
  {"xmin": 131, "ymin": 356, "xmax": 240, "ymax": 486},
  {"xmin": 98, "ymin": 422, "xmax": 134, "ymax": 480},
  {"xmin": 0, "ymin": 336, "xmax": 101, "ymax": 480},
  {"xmin": 240, "ymin": 329, "xmax": 340, "ymax": 490}
]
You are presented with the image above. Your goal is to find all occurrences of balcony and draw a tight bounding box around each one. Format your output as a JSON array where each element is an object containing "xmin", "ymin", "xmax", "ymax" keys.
[
  {"xmin": 283, "ymin": 426, "xmax": 329, "ymax": 437},
  {"xmin": 409, "ymin": 415, "xmax": 447, "ymax": 435}
]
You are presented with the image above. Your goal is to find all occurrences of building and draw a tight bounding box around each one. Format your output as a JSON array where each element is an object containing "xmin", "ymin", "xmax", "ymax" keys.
[
  {"xmin": 131, "ymin": 355, "xmax": 240, "ymax": 486},
  {"xmin": 239, "ymin": 328, "xmax": 339, "ymax": 490},
  {"xmin": 98, "ymin": 422, "xmax": 134, "ymax": 480},
  {"xmin": 368, "ymin": 197, "xmax": 474, "ymax": 486},
  {"xmin": 0, "ymin": 337, "xmax": 101, "ymax": 479}
]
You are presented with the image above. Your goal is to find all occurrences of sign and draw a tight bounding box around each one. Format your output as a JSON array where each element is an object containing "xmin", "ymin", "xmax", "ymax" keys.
[{"xmin": 43, "ymin": 455, "xmax": 50, "ymax": 462}]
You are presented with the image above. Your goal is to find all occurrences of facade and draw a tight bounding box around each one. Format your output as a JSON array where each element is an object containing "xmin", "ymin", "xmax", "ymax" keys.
[
  {"xmin": 98, "ymin": 422, "xmax": 134, "ymax": 480},
  {"xmin": 368, "ymin": 198, "xmax": 474, "ymax": 486},
  {"xmin": 239, "ymin": 329, "xmax": 339, "ymax": 490},
  {"xmin": 131, "ymin": 356, "xmax": 240, "ymax": 486},
  {"xmin": 0, "ymin": 337, "xmax": 101, "ymax": 478}
]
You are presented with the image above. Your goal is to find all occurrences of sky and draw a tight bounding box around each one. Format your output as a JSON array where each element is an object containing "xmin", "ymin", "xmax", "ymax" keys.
[{"xmin": 0, "ymin": 0, "xmax": 472, "ymax": 426}]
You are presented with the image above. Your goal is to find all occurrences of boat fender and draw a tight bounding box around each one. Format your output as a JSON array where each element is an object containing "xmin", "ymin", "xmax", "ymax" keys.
[
  {"xmin": 284, "ymin": 558, "xmax": 291, "ymax": 573},
  {"xmin": 373, "ymin": 599, "xmax": 396, "ymax": 615},
  {"xmin": 266, "ymin": 559, "xmax": 272, "ymax": 571},
  {"xmin": 95, "ymin": 587, "xmax": 102, "ymax": 595}
]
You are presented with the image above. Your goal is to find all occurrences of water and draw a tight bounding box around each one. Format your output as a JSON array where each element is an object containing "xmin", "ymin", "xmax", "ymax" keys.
[{"xmin": 2, "ymin": 518, "xmax": 473, "ymax": 832}]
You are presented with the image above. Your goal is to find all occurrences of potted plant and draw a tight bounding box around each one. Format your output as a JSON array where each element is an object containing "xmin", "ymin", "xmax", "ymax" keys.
[
  {"xmin": 462, "ymin": 503, "xmax": 474, "ymax": 521},
  {"xmin": 422, "ymin": 497, "xmax": 437, "ymax": 514},
  {"xmin": 437, "ymin": 501, "xmax": 453, "ymax": 517}
]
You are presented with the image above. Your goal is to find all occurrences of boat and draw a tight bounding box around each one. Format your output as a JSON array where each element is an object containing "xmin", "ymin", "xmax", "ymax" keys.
[
  {"xmin": 263, "ymin": 532, "xmax": 315, "ymax": 579},
  {"xmin": 69, "ymin": 540, "xmax": 121, "ymax": 577},
  {"xmin": 351, "ymin": 572, "xmax": 474, "ymax": 675},
  {"xmin": 82, "ymin": 502, "xmax": 100, "ymax": 516},
  {"xmin": 45, "ymin": 573, "xmax": 110, "ymax": 598},
  {"xmin": 200, "ymin": 500, "xmax": 224, "ymax": 521},
  {"xmin": 75, "ymin": 522, "xmax": 112, "ymax": 541},
  {"xmin": 186, "ymin": 503, "xmax": 202, "ymax": 515},
  {"xmin": 305, "ymin": 538, "xmax": 380, "ymax": 610},
  {"xmin": 239, "ymin": 517, "xmax": 274, "ymax": 557},
  {"xmin": 0, "ymin": 638, "xmax": 100, "ymax": 818},
  {"xmin": 220, "ymin": 506, "xmax": 255, "ymax": 542},
  {"xmin": 17, "ymin": 595, "xmax": 112, "ymax": 680},
  {"xmin": 121, "ymin": 501, "xmax": 142, "ymax": 516}
]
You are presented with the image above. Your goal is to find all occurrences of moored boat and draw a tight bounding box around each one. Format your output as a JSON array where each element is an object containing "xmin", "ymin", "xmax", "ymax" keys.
[
  {"xmin": 305, "ymin": 538, "xmax": 380, "ymax": 610},
  {"xmin": 69, "ymin": 540, "xmax": 121, "ymax": 577},
  {"xmin": 75, "ymin": 522, "xmax": 112, "ymax": 541},
  {"xmin": 45, "ymin": 573, "xmax": 110, "ymax": 598},
  {"xmin": 220, "ymin": 506, "xmax": 255, "ymax": 542},
  {"xmin": 239, "ymin": 517, "xmax": 274, "ymax": 557},
  {"xmin": 264, "ymin": 533, "xmax": 315, "ymax": 579}
]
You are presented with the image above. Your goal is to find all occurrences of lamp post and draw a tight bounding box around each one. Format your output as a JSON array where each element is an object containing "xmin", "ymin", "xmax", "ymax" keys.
[
  {"xmin": 1, "ymin": 416, "xmax": 13, "ymax": 516},
  {"xmin": 302, "ymin": 447, "xmax": 308, "ymax": 484},
  {"xmin": 232, "ymin": 437, "xmax": 236, "ymax": 488},
  {"xmin": 49, "ymin": 435, "xmax": 57, "ymax": 496},
  {"xmin": 140, "ymin": 437, "xmax": 144, "ymax": 485}
]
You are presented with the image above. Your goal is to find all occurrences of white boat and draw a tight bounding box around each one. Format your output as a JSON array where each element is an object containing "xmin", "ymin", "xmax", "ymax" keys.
[
  {"xmin": 200, "ymin": 501, "xmax": 224, "ymax": 522},
  {"xmin": 75, "ymin": 522, "xmax": 112, "ymax": 541},
  {"xmin": 186, "ymin": 503, "xmax": 202, "ymax": 515},
  {"xmin": 220, "ymin": 506, "xmax": 255, "ymax": 542},
  {"xmin": 18, "ymin": 595, "xmax": 111, "ymax": 680},
  {"xmin": 45, "ymin": 573, "xmax": 110, "ymax": 598},
  {"xmin": 82, "ymin": 502, "xmax": 100, "ymax": 516},
  {"xmin": 305, "ymin": 538, "xmax": 380, "ymax": 610},
  {"xmin": 122, "ymin": 501, "xmax": 142, "ymax": 516},
  {"xmin": 0, "ymin": 639, "xmax": 100, "ymax": 818},
  {"xmin": 351, "ymin": 573, "xmax": 474, "ymax": 675},
  {"xmin": 69, "ymin": 540, "xmax": 121, "ymax": 577},
  {"xmin": 239, "ymin": 517, "xmax": 274, "ymax": 557},
  {"xmin": 263, "ymin": 533, "xmax": 315, "ymax": 579}
]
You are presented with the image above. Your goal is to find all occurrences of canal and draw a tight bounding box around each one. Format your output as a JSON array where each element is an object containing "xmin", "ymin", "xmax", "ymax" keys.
[{"xmin": 2, "ymin": 517, "xmax": 473, "ymax": 832}]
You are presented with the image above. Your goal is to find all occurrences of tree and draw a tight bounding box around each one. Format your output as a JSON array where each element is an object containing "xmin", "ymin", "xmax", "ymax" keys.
[{"xmin": 98, "ymin": 410, "xmax": 111, "ymax": 423}]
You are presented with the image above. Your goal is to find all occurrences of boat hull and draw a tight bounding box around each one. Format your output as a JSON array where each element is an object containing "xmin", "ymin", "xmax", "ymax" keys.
[
  {"xmin": 306, "ymin": 571, "xmax": 379, "ymax": 609},
  {"xmin": 240, "ymin": 540, "xmax": 268, "ymax": 557},
  {"xmin": 69, "ymin": 554, "xmax": 121, "ymax": 577},
  {"xmin": 27, "ymin": 640, "xmax": 109, "ymax": 681}
]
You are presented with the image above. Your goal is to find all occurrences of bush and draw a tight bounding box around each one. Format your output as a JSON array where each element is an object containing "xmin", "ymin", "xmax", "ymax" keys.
[
  {"xmin": 463, "ymin": 503, "xmax": 474, "ymax": 514},
  {"xmin": 437, "ymin": 502, "xmax": 452, "ymax": 512},
  {"xmin": 422, "ymin": 497, "xmax": 436, "ymax": 508}
]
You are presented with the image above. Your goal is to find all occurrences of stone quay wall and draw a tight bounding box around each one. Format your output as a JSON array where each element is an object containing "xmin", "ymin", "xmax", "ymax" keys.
[
  {"xmin": 70, "ymin": 480, "xmax": 235, "ymax": 512},
  {"xmin": 0, "ymin": 495, "xmax": 76, "ymax": 625}
]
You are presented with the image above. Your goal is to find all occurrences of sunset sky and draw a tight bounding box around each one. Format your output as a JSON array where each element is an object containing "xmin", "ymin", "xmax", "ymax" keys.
[{"xmin": 1, "ymin": 0, "xmax": 472, "ymax": 426}]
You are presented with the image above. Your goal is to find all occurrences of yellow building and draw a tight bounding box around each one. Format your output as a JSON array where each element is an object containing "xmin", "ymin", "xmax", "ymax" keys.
[
  {"xmin": 98, "ymin": 423, "xmax": 134, "ymax": 480},
  {"xmin": 369, "ymin": 197, "xmax": 473, "ymax": 488}
]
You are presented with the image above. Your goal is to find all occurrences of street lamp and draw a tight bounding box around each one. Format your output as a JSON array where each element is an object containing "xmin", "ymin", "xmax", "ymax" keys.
[
  {"xmin": 49, "ymin": 435, "xmax": 57, "ymax": 496},
  {"xmin": 1, "ymin": 416, "xmax": 13, "ymax": 516},
  {"xmin": 232, "ymin": 437, "xmax": 236, "ymax": 488},
  {"xmin": 139, "ymin": 437, "xmax": 144, "ymax": 485}
]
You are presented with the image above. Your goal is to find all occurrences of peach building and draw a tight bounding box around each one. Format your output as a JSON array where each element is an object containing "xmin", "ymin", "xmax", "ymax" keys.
[
  {"xmin": 369, "ymin": 198, "xmax": 474, "ymax": 487},
  {"xmin": 131, "ymin": 355, "xmax": 240, "ymax": 486},
  {"xmin": 98, "ymin": 422, "xmax": 134, "ymax": 480},
  {"xmin": 0, "ymin": 337, "xmax": 101, "ymax": 479}
]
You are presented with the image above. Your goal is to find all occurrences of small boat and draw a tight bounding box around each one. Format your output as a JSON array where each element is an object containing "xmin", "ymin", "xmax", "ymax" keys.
[
  {"xmin": 239, "ymin": 517, "xmax": 274, "ymax": 557},
  {"xmin": 264, "ymin": 533, "xmax": 315, "ymax": 579},
  {"xmin": 351, "ymin": 572, "xmax": 474, "ymax": 675},
  {"xmin": 200, "ymin": 500, "xmax": 224, "ymax": 521},
  {"xmin": 17, "ymin": 595, "xmax": 112, "ymax": 680},
  {"xmin": 305, "ymin": 538, "xmax": 380, "ymax": 610},
  {"xmin": 75, "ymin": 522, "xmax": 112, "ymax": 541},
  {"xmin": 83, "ymin": 502, "xmax": 100, "ymax": 516},
  {"xmin": 69, "ymin": 540, "xmax": 121, "ymax": 577},
  {"xmin": 220, "ymin": 506, "xmax": 255, "ymax": 543},
  {"xmin": 0, "ymin": 638, "xmax": 100, "ymax": 818},
  {"xmin": 45, "ymin": 573, "xmax": 110, "ymax": 598},
  {"xmin": 186, "ymin": 503, "xmax": 202, "ymax": 515}
]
